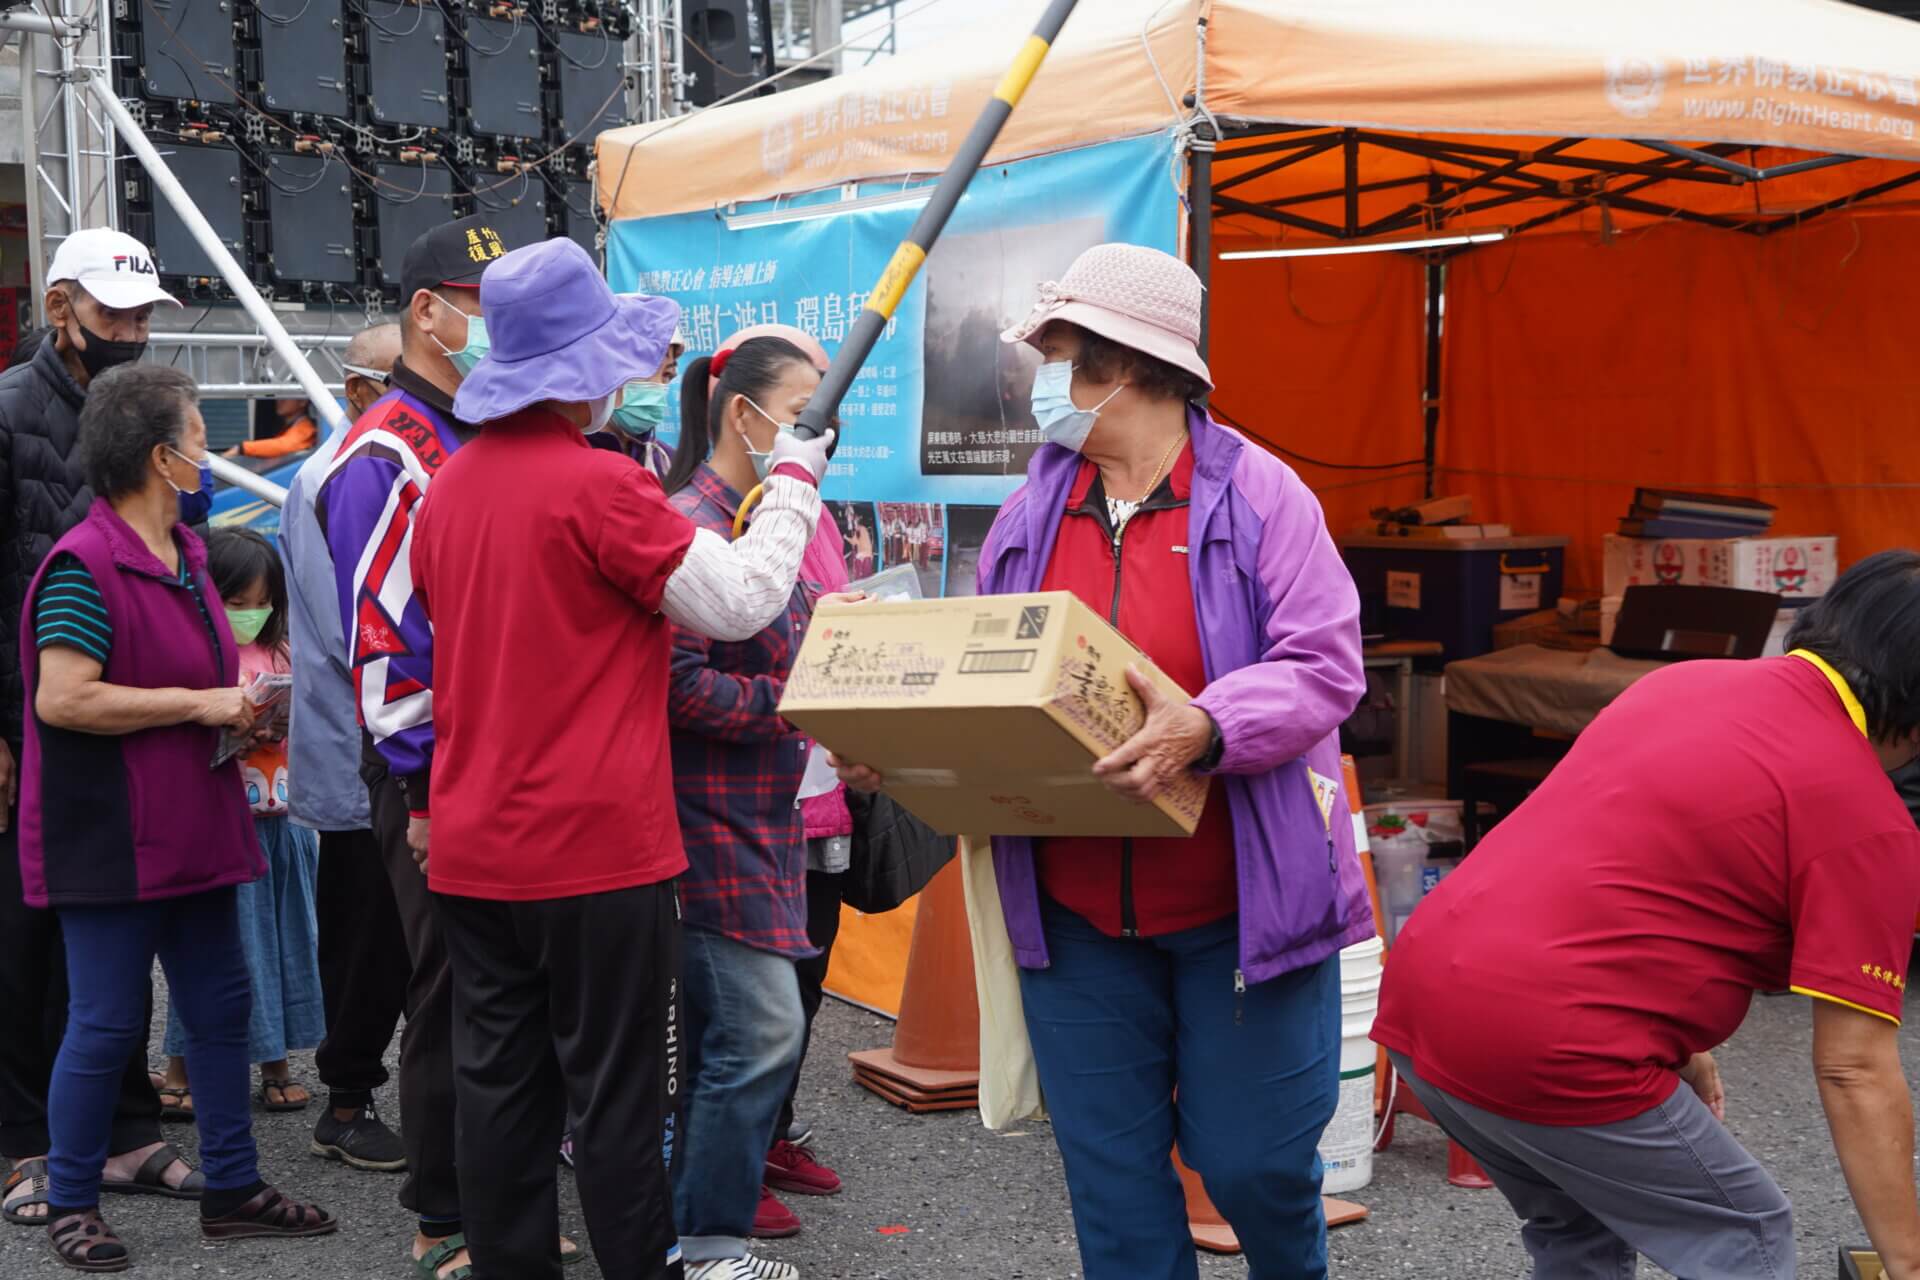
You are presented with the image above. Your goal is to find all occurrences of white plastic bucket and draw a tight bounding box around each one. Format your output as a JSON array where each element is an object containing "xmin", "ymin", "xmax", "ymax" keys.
[{"xmin": 1318, "ymin": 936, "xmax": 1384, "ymax": 1194}]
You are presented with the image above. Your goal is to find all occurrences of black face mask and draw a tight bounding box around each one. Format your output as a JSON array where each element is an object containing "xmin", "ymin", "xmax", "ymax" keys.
[{"xmin": 71, "ymin": 319, "xmax": 146, "ymax": 379}]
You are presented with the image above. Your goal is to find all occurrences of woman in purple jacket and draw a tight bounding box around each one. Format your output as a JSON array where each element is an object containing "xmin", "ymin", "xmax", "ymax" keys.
[
  {"xmin": 19, "ymin": 365, "xmax": 335, "ymax": 1271},
  {"xmin": 838, "ymin": 245, "xmax": 1371, "ymax": 1280}
]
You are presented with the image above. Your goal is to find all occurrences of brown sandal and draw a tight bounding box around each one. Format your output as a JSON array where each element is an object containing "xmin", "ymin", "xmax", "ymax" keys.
[
  {"xmin": 4, "ymin": 1157, "xmax": 50, "ymax": 1225},
  {"xmin": 47, "ymin": 1208, "xmax": 130, "ymax": 1272},
  {"xmin": 200, "ymin": 1185, "xmax": 337, "ymax": 1241}
]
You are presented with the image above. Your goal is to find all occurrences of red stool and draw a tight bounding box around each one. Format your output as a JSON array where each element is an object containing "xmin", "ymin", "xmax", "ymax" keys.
[{"xmin": 1374, "ymin": 1059, "xmax": 1494, "ymax": 1190}]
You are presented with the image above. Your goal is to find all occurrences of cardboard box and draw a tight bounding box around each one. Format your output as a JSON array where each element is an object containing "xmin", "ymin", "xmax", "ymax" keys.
[
  {"xmin": 1602, "ymin": 534, "xmax": 1838, "ymax": 600},
  {"xmin": 1840, "ymin": 1246, "xmax": 1884, "ymax": 1280},
  {"xmin": 779, "ymin": 591, "xmax": 1207, "ymax": 839}
]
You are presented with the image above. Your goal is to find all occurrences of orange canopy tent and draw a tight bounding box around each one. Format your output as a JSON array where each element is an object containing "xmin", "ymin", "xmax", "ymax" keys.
[
  {"xmin": 598, "ymin": 0, "xmax": 1920, "ymax": 1008},
  {"xmin": 602, "ymin": 0, "xmax": 1920, "ymax": 595}
]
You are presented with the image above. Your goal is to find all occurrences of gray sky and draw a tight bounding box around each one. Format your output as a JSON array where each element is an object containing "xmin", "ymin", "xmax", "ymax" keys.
[{"xmin": 845, "ymin": 0, "xmax": 1031, "ymax": 56}]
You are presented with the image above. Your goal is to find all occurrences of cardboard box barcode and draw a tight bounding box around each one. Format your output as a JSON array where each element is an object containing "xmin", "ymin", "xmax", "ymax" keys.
[{"xmin": 779, "ymin": 591, "xmax": 1207, "ymax": 838}]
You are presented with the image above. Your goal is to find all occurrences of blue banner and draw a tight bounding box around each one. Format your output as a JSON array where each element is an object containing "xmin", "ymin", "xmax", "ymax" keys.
[{"xmin": 605, "ymin": 131, "xmax": 1180, "ymax": 512}]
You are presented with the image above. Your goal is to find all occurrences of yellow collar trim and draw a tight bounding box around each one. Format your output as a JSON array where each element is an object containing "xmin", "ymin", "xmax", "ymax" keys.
[{"xmin": 1790, "ymin": 649, "xmax": 1869, "ymax": 739}]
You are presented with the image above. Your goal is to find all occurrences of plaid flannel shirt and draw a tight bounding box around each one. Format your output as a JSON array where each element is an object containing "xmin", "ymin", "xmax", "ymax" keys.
[{"xmin": 667, "ymin": 465, "xmax": 819, "ymax": 957}]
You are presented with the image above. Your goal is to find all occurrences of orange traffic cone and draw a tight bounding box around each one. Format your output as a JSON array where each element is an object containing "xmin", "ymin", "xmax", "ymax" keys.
[
  {"xmin": 848, "ymin": 857, "xmax": 980, "ymax": 1112},
  {"xmin": 1175, "ymin": 1146, "xmax": 1370, "ymax": 1253},
  {"xmin": 1175, "ymin": 1148, "xmax": 1238, "ymax": 1254}
]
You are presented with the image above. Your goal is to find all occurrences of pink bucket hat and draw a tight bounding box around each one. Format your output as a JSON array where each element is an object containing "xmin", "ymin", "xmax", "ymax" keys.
[
  {"xmin": 1002, "ymin": 243, "xmax": 1212, "ymax": 390},
  {"xmin": 708, "ymin": 323, "xmax": 830, "ymax": 394}
]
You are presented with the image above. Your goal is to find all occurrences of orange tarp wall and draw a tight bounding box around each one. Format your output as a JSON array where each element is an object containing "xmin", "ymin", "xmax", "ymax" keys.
[
  {"xmin": 1216, "ymin": 217, "xmax": 1920, "ymax": 590},
  {"xmin": 1443, "ymin": 218, "xmax": 1920, "ymax": 591},
  {"xmin": 1208, "ymin": 252, "xmax": 1427, "ymax": 537}
]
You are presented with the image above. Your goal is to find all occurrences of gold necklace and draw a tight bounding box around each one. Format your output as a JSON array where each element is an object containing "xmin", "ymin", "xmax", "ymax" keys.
[
  {"xmin": 1135, "ymin": 429, "xmax": 1188, "ymax": 502},
  {"xmin": 1107, "ymin": 429, "xmax": 1189, "ymax": 535}
]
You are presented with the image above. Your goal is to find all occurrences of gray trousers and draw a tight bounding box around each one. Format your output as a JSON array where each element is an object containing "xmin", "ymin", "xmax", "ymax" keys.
[{"xmin": 1386, "ymin": 1052, "xmax": 1795, "ymax": 1280}]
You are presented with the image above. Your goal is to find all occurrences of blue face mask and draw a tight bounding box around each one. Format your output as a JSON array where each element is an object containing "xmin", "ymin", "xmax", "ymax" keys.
[
  {"xmin": 611, "ymin": 381, "xmax": 669, "ymax": 438},
  {"xmin": 167, "ymin": 447, "xmax": 214, "ymax": 524},
  {"xmin": 1029, "ymin": 360, "xmax": 1125, "ymax": 452},
  {"xmin": 430, "ymin": 293, "xmax": 489, "ymax": 378}
]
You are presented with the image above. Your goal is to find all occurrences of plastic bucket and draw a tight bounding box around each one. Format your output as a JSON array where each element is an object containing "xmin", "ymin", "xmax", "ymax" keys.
[{"xmin": 1318, "ymin": 936, "xmax": 1384, "ymax": 1194}]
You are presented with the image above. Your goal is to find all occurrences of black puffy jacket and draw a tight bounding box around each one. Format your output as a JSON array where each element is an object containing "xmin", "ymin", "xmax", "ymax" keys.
[
  {"xmin": 1895, "ymin": 757, "xmax": 1920, "ymax": 830},
  {"xmin": 0, "ymin": 336, "xmax": 91, "ymax": 749}
]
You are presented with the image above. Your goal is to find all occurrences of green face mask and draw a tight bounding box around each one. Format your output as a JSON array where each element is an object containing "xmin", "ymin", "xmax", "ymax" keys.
[
  {"xmin": 429, "ymin": 293, "xmax": 489, "ymax": 378},
  {"xmin": 226, "ymin": 606, "xmax": 272, "ymax": 646},
  {"xmin": 611, "ymin": 381, "xmax": 669, "ymax": 438}
]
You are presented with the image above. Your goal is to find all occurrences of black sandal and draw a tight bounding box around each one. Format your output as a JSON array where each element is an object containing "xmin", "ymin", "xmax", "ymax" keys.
[
  {"xmin": 3, "ymin": 1157, "xmax": 50, "ymax": 1225},
  {"xmin": 257, "ymin": 1077, "xmax": 311, "ymax": 1113},
  {"xmin": 156, "ymin": 1084, "xmax": 193, "ymax": 1122},
  {"xmin": 200, "ymin": 1185, "xmax": 336, "ymax": 1241},
  {"xmin": 47, "ymin": 1208, "xmax": 130, "ymax": 1273},
  {"xmin": 101, "ymin": 1145, "xmax": 204, "ymax": 1201}
]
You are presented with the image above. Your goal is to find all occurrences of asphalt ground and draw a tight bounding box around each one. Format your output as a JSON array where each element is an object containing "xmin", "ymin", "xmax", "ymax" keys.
[{"xmin": 0, "ymin": 982, "xmax": 1905, "ymax": 1278}]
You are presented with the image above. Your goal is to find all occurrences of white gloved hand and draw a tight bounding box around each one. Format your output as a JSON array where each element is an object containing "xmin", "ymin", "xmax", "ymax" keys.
[{"xmin": 768, "ymin": 426, "xmax": 836, "ymax": 484}]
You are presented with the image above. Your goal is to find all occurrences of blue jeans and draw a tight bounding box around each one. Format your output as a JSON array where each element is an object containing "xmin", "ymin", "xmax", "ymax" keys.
[
  {"xmin": 1019, "ymin": 896, "xmax": 1340, "ymax": 1280},
  {"xmin": 673, "ymin": 926, "xmax": 805, "ymax": 1264},
  {"xmin": 51, "ymin": 891, "xmax": 259, "ymax": 1208}
]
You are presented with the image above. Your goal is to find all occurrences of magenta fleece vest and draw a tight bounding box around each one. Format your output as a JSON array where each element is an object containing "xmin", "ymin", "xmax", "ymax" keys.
[{"xmin": 17, "ymin": 499, "xmax": 260, "ymax": 907}]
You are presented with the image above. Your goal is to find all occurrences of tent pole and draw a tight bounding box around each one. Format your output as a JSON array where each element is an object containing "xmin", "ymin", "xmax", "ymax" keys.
[
  {"xmin": 1189, "ymin": 136, "xmax": 1214, "ymax": 360},
  {"xmin": 1422, "ymin": 180, "xmax": 1442, "ymax": 499},
  {"xmin": 1186, "ymin": 12, "xmax": 1216, "ymax": 363}
]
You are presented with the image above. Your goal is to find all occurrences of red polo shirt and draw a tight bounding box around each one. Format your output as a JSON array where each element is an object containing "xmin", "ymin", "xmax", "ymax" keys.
[
  {"xmin": 1035, "ymin": 447, "xmax": 1239, "ymax": 937},
  {"xmin": 409, "ymin": 407, "xmax": 696, "ymax": 901},
  {"xmin": 1373, "ymin": 653, "xmax": 1920, "ymax": 1125}
]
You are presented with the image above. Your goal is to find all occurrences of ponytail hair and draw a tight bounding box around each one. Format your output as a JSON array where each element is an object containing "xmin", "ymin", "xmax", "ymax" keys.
[{"xmin": 661, "ymin": 336, "xmax": 814, "ymax": 494}]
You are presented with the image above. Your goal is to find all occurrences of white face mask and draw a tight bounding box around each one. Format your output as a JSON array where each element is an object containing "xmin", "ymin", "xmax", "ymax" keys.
[
  {"xmin": 585, "ymin": 391, "xmax": 617, "ymax": 434},
  {"xmin": 741, "ymin": 396, "xmax": 788, "ymax": 482}
]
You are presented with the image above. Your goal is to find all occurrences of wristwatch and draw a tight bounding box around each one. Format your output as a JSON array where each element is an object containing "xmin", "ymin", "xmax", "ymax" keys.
[{"xmin": 1196, "ymin": 713, "xmax": 1225, "ymax": 773}]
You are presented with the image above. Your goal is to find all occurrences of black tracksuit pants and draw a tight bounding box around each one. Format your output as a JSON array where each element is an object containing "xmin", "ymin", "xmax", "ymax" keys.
[
  {"xmin": 312, "ymin": 825, "xmax": 409, "ymax": 1109},
  {"xmin": 437, "ymin": 880, "xmax": 683, "ymax": 1280}
]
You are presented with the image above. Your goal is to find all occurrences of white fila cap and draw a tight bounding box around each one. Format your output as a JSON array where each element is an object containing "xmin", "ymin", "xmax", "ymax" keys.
[{"xmin": 47, "ymin": 228, "xmax": 180, "ymax": 310}]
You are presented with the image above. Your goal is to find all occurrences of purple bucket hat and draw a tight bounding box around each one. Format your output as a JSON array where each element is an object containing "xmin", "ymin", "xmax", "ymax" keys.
[{"xmin": 453, "ymin": 237, "xmax": 682, "ymax": 424}]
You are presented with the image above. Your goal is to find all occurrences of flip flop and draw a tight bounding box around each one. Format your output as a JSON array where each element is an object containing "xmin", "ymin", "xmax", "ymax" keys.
[
  {"xmin": 3, "ymin": 1157, "xmax": 49, "ymax": 1226},
  {"xmin": 156, "ymin": 1084, "xmax": 193, "ymax": 1122},
  {"xmin": 257, "ymin": 1078, "xmax": 311, "ymax": 1113},
  {"xmin": 100, "ymin": 1145, "xmax": 204, "ymax": 1201}
]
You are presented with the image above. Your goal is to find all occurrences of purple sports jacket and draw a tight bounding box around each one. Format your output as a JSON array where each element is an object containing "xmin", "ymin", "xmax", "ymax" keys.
[{"xmin": 979, "ymin": 407, "xmax": 1376, "ymax": 985}]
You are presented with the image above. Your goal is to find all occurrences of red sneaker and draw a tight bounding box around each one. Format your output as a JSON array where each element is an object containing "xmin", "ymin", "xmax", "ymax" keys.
[
  {"xmin": 751, "ymin": 1186, "xmax": 801, "ymax": 1239},
  {"xmin": 765, "ymin": 1139, "xmax": 842, "ymax": 1197}
]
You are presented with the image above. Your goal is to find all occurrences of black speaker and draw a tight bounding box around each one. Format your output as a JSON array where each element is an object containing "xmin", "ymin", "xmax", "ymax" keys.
[
  {"xmin": 553, "ymin": 177, "xmax": 598, "ymax": 259},
  {"xmin": 141, "ymin": 138, "xmax": 246, "ymax": 282},
  {"xmin": 553, "ymin": 27, "xmax": 625, "ymax": 148},
  {"xmin": 133, "ymin": 0, "xmax": 239, "ymax": 105},
  {"xmin": 370, "ymin": 162, "xmax": 462, "ymax": 289},
  {"xmin": 253, "ymin": 0, "xmax": 349, "ymax": 117},
  {"xmin": 469, "ymin": 169, "xmax": 548, "ymax": 253},
  {"xmin": 361, "ymin": 0, "xmax": 450, "ymax": 130},
  {"xmin": 680, "ymin": 0, "xmax": 756, "ymax": 108},
  {"xmin": 461, "ymin": 14, "xmax": 544, "ymax": 139},
  {"xmin": 260, "ymin": 151, "xmax": 358, "ymax": 288}
]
